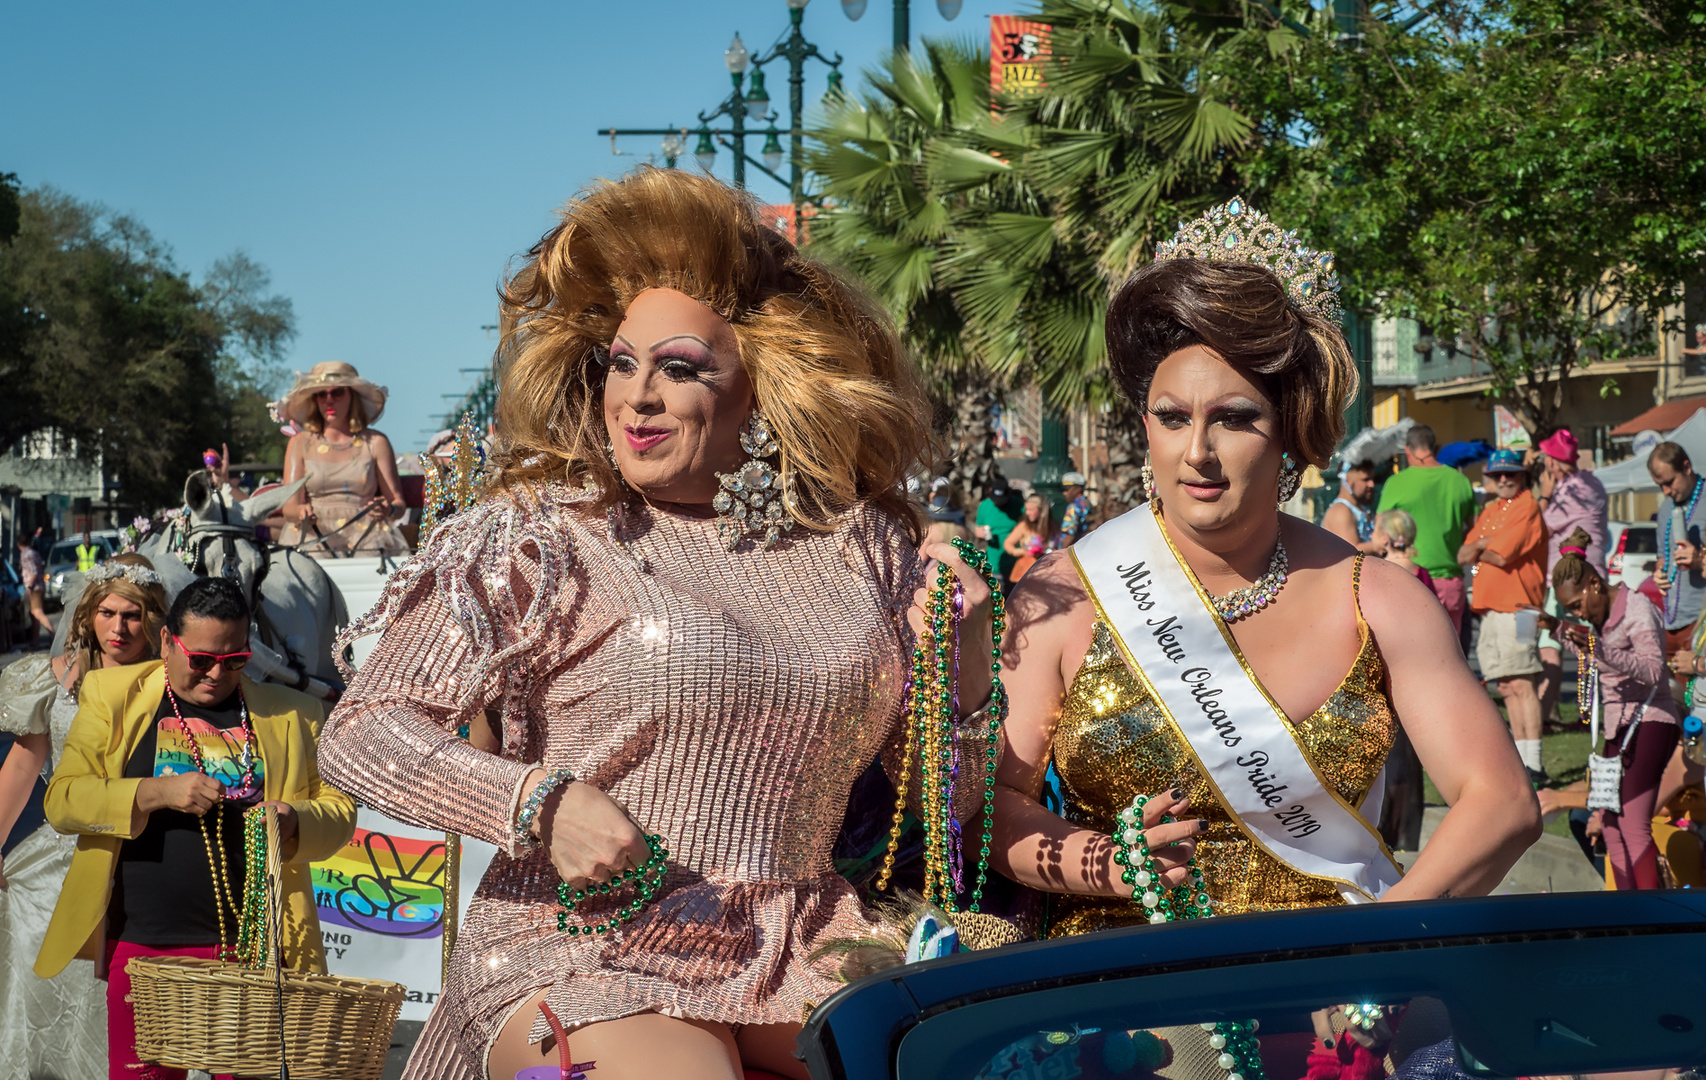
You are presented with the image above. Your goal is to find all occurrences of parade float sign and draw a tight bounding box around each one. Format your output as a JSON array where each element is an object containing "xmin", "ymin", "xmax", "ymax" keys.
[
  {"xmin": 312, "ymin": 806, "xmax": 496, "ymax": 1021},
  {"xmin": 990, "ymin": 15, "xmax": 1051, "ymax": 96}
]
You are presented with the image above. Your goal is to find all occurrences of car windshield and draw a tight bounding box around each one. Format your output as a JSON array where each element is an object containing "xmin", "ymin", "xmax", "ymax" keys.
[
  {"xmin": 941, "ymin": 992, "xmax": 1696, "ymax": 1080},
  {"xmin": 804, "ymin": 896, "xmax": 1706, "ymax": 1080}
]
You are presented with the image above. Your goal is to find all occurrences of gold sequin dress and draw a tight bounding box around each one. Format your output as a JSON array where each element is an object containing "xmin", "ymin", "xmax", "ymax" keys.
[
  {"xmin": 1047, "ymin": 573, "xmax": 1396, "ymax": 938},
  {"xmin": 317, "ymin": 484, "xmax": 948, "ymax": 1077}
]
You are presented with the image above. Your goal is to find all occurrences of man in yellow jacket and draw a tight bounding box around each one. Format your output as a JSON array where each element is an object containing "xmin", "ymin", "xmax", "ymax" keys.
[{"xmin": 36, "ymin": 576, "xmax": 355, "ymax": 1080}]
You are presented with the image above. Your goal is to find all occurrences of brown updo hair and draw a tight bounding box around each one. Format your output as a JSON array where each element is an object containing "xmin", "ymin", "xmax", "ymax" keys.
[
  {"xmin": 491, "ymin": 167, "xmax": 931, "ymax": 537},
  {"xmin": 1105, "ymin": 259, "xmax": 1358, "ymax": 467},
  {"xmin": 1552, "ymin": 526, "xmax": 1603, "ymax": 592},
  {"xmin": 64, "ymin": 553, "xmax": 169, "ymax": 695}
]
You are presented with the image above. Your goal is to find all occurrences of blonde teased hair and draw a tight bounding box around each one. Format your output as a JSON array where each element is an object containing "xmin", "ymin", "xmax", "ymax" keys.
[
  {"xmin": 63, "ymin": 553, "xmax": 168, "ymax": 696},
  {"xmin": 490, "ymin": 168, "xmax": 932, "ymax": 538}
]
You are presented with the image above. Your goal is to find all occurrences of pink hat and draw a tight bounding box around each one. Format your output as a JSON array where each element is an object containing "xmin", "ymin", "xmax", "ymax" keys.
[{"xmin": 1539, "ymin": 428, "xmax": 1578, "ymax": 463}]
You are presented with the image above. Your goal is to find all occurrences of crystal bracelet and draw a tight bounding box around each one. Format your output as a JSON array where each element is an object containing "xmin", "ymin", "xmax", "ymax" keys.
[{"xmin": 515, "ymin": 767, "xmax": 576, "ymax": 850}]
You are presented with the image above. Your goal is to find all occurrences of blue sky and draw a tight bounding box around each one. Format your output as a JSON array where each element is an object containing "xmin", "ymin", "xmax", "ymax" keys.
[{"xmin": 3, "ymin": 0, "xmax": 1008, "ymax": 452}]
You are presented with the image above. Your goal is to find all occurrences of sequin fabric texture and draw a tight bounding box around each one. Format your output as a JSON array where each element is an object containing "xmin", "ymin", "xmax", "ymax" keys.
[
  {"xmin": 1047, "ymin": 600, "xmax": 1396, "ymax": 938},
  {"xmin": 316, "ymin": 483, "xmax": 937, "ymax": 1071}
]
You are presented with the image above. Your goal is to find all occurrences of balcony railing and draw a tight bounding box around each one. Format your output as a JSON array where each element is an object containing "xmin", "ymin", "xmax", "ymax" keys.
[{"xmin": 1412, "ymin": 349, "xmax": 1493, "ymax": 386}]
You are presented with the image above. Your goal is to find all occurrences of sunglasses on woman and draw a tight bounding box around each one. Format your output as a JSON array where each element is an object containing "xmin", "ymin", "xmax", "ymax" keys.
[{"xmin": 171, "ymin": 632, "xmax": 252, "ymax": 672}]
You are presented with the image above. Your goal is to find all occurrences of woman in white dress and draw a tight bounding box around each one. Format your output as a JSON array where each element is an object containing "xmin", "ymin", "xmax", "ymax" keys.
[{"xmin": 0, "ymin": 553, "xmax": 169, "ymax": 1079}]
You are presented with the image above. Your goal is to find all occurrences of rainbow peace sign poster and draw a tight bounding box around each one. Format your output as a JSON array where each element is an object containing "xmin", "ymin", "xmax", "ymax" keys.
[{"xmin": 311, "ymin": 806, "xmax": 495, "ymax": 1021}]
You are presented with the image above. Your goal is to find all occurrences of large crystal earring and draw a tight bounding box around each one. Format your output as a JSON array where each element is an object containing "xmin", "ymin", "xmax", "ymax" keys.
[
  {"xmin": 1140, "ymin": 461, "xmax": 1157, "ymax": 503},
  {"xmin": 1277, "ymin": 451, "xmax": 1302, "ymax": 505},
  {"xmin": 713, "ymin": 412, "xmax": 794, "ymax": 551}
]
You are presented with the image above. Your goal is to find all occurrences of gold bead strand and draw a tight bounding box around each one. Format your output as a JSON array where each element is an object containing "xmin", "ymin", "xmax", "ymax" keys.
[{"xmin": 875, "ymin": 641, "xmax": 927, "ymax": 892}]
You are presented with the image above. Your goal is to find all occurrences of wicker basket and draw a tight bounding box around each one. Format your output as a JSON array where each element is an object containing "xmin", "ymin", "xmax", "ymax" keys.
[{"xmin": 125, "ymin": 807, "xmax": 406, "ymax": 1080}]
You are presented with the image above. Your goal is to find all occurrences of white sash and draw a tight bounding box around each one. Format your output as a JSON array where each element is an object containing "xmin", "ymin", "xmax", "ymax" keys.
[{"xmin": 1072, "ymin": 503, "xmax": 1403, "ymax": 903}]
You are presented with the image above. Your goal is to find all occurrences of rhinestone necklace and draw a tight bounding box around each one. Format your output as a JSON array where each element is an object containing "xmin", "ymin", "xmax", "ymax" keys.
[{"xmin": 1209, "ymin": 538, "xmax": 1289, "ymax": 623}]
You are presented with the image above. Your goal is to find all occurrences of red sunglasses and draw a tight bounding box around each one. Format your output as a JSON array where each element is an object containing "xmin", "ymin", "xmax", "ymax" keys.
[{"xmin": 171, "ymin": 632, "xmax": 251, "ymax": 673}]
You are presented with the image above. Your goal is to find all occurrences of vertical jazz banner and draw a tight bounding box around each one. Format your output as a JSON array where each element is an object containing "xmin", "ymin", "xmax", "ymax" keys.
[
  {"xmin": 312, "ymin": 806, "xmax": 496, "ymax": 1021},
  {"xmin": 990, "ymin": 15, "xmax": 1052, "ymax": 96}
]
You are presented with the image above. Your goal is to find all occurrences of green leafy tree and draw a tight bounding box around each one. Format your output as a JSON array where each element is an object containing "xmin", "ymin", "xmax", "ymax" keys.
[
  {"xmin": 0, "ymin": 187, "xmax": 296, "ymax": 508},
  {"xmin": 199, "ymin": 251, "xmax": 296, "ymax": 465},
  {"xmin": 0, "ymin": 172, "xmax": 44, "ymax": 453},
  {"xmin": 0, "ymin": 173, "xmax": 20, "ymax": 245},
  {"xmin": 1246, "ymin": 0, "xmax": 1706, "ymax": 435}
]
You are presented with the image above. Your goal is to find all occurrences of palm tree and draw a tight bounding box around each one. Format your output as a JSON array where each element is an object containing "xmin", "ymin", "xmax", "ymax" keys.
[
  {"xmin": 806, "ymin": 39, "xmax": 1029, "ymax": 509},
  {"xmin": 809, "ymin": 1, "xmax": 1320, "ymax": 513}
]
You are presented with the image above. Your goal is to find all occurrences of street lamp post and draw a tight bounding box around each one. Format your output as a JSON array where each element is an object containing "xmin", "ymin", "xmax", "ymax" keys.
[
  {"xmin": 710, "ymin": 32, "xmax": 752, "ymax": 189},
  {"xmin": 597, "ymin": 4, "xmax": 840, "ymax": 230},
  {"xmin": 838, "ymin": 0, "xmax": 963, "ymax": 51},
  {"xmin": 760, "ymin": 0, "xmax": 840, "ymax": 215}
]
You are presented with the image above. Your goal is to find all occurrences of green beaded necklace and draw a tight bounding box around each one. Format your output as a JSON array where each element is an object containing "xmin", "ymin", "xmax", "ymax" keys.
[
  {"xmin": 231, "ymin": 806, "xmax": 271, "ymax": 967},
  {"xmin": 555, "ymin": 834, "xmax": 670, "ymax": 936},
  {"xmin": 1113, "ymin": 793, "xmax": 1211, "ymax": 923},
  {"xmin": 876, "ymin": 537, "xmax": 1006, "ymax": 914},
  {"xmin": 1115, "ymin": 795, "xmax": 1265, "ymax": 1080}
]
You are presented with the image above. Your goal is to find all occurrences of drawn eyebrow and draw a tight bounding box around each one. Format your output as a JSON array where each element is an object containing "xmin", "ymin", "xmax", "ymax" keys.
[
  {"xmin": 650, "ymin": 333, "xmax": 713, "ymax": 350},
  {"xmin": 612, "ymin": 335, "xmax": 634, "ymax": 351},
  {"xmin": 1205, "ymin": 399, "xmax": 1265, "ymax": 416}
]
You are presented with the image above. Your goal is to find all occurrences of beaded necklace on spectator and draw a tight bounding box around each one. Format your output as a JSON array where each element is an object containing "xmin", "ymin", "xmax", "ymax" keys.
[
  {"xmin": 163, "ymin": 678, "xmax": 258, "ymax": 795},
  {"xmin": 1663, "ymin": 475, "xmax": 1704, "ymax": 623},
  {"xmin": 162, "ymin": 676, "xmax": 259, "ymax": 959},
  {"xmin": 1575, "ymin": 627, "xmax": 1600, "ymax": 726}
]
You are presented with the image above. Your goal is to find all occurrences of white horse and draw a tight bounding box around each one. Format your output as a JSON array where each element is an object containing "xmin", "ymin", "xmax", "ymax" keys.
[{"xmin": 120, "ymin": 472, "xmax": 351, "ymax": 701}]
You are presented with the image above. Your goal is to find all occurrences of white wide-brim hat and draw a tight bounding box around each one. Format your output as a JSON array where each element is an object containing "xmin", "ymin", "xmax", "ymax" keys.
[{"xmin": 280, "ymin": 361, "xmax": 389, "ymax": 428}]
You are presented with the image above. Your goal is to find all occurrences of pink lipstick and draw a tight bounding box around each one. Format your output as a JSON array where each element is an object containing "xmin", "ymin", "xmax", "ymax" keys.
[{"xmin": 624, "ymin": 425, "xmax": 671, "ymax": 452}]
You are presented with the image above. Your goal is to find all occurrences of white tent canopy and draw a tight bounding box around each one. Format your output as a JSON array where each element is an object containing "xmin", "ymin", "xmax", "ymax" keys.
[{"xmin": 1595, "ymin": 408, "xmax": 1706, "ymax": 494}]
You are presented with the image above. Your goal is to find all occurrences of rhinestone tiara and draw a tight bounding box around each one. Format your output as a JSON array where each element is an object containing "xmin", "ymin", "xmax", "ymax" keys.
[{"xmin": 1154, "ymin": 197, "xmax": 1341, "ymax": 318}]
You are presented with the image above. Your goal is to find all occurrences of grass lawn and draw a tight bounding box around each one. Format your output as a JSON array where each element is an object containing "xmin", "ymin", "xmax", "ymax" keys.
[{"xmin": 1422, "ymin": 700, "xmax": 1591, "ymax": 839}]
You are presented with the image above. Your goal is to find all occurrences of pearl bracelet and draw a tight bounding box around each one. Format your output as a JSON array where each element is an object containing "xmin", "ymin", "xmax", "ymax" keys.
[{"xmin": 515, "ymin": 768, "xmax": 575, "ymax": 850}]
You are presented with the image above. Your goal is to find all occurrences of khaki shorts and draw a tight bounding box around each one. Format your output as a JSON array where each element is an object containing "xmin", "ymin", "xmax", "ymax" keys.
[{"xmin": 1477, "ymin": 609, "xmax": 1543, "ymax": 682}]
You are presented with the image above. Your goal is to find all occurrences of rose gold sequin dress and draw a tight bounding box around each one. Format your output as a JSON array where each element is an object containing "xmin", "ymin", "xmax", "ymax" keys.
[{"xmin": 317, "ymin": 483, "xmax": 944, "ymax": 1077}]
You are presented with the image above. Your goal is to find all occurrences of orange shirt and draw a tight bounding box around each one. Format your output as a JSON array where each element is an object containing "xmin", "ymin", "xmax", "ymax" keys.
[{"xmin": 1468, "ymin": 490, "xmax": 1548, "ymax": 613}]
